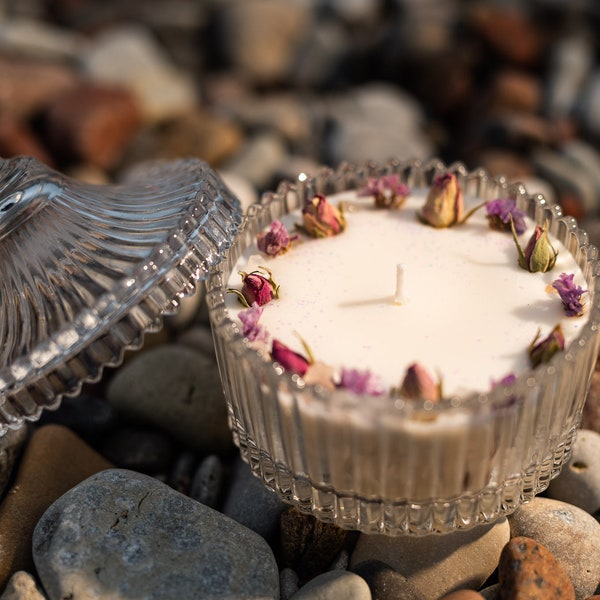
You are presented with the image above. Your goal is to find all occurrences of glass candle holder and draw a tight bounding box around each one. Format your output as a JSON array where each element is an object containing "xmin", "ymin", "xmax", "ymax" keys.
[
  {"xmin": 206, "ymin": 158, "xmax": 600, "ymax": 535},
  {"xmin": 0, "ymin": 156, "xmax": 241, "ymax": 431}
]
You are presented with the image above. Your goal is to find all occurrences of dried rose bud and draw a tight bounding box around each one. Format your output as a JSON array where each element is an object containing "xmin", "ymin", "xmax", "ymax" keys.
[
  {"xmin": 271, "ymin": 339, "xmax": 310, "ymax": 376},
  {"xmin": 486, "ymin": 198, "xmax": 527, "ymax": 234},
  {"xmin": 419, "ymin": 173, "xmax": 464, "ymax": 228},
  {"xmin": 358, "ymin": 174, "xmax": 410, "ymax": 209},
  {"xmin": 302, "ymin": 193, "xmax": 346, "ymax": 238},
  {"xmin": 398, "ymin": 363, "xmax": 441, "ymax": 402},
  {"xmin": 257, "ymin": 220, "xmax": 298, "ymax": 257},
  {"xmin": 238, "ymin": 302, "xmax": 269, "ymax": 343},
  {"xmin": 339, "ymin": 368, "xmax": 386, "ymax": 396},
  {"xmin": 528, "ymin": 324, "xmax": 565, "ymax": 368},
  {"xmin": 551, "ymin": 272, "xmax": 586, "ymax": 317},
  {"xmin": 228, "ymin": 266, "xmax": 280, "ymax": 308},
  {"xmin": 304, "ymin": 362, "xmax": 338, "ymax": 392},
  {"xmin": 512, "ymin": 220, "xmax": 558, "ymax": 273}
]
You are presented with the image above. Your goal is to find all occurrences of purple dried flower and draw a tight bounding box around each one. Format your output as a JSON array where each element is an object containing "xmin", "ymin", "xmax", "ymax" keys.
[
  {"xmin": 339, "ymin": 368, "xmax": 386, "ymax": 396},
  {"xmin": 486, "ymin": 198, "xmax": 527, "ymax": 235},
  {"xmin": 238, "ymin": 303, "xmax": 269, "ymax": 343},
  {"xmin": 398, "ymin": 363, "xmax": 441, "ymax": 402},
  {"xmin": 271, "ymin": 339, "xmax": 310, "ymax": 376},
  {"xmin": 228, "ymin": 266, "xmax": 280, "ymax": 308},
  {"xmin": 359, "ymin": 174, "xmax": 410, "ymax": 209},
  {"xmin": 302, "ymin": 194, "xmax": 346, "ymax": 238},
  {"xmin": 492, "ymin": 373, "xmax": 517, "ymax": 388},
  {"xmin": 257, "ymin": 220, "xmax": 298, "ymax": 257},
  {"xmin": 551, "ymin": 272, "xmax": 586, "ymax": 317},
  {"xmin": 528, "ymin": 324, "xmax": 565, "ymax": 368}
]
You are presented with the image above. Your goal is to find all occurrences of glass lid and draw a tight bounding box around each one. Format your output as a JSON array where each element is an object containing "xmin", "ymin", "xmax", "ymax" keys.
[{"xmin": 0, "ymin": 156, "xmax": 241, "ymax": 431}]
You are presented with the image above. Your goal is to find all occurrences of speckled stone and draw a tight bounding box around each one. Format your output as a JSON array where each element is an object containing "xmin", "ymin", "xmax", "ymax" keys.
[
  {"xmin": 350, "ymin": 518, "xmax": 510, "ymax": 599},
  {"xmin": 499, "ymin": 536, "xmax": 575, "ymax": 599},
  {"xmin": 0, "ymin": 425, "xmax": 112, "ymax": 590},
  {"xmin": 508, "ymin": 497, "xmax": 600, "ymax": 600},
  {"xmin": 106, "ymin": 344, "xmax": 233, "ymax": 454},
  {"xmin": 32, "ymin": 469, "xmax": 279, "ymax": 600},
  {"xmin": 351, "ymin": 560, "xmax": 426, "ymax": 600},
  {"xmin": 0, "ymin": 571, "xmax": 46, "ymax": 600},
  {"xmin": 290, "ymin": 570, "xmax": 371, "ymax": 600},
  {"xmin": 189, "ymin": 454, "xmax": 225, "ymax": 508},
  {"xmin": 547, "ymin": 429, "xmax": 600, "ymax": 513}
]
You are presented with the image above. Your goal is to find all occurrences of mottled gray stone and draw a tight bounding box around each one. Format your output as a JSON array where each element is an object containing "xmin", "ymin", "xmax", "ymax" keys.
[
  {"xmin": 280, "ymin": 567, "xmax": 300, "ymax": 600},
  {"xmin": 189, "ymin": 454, "xmax": 225, "ymax": 508},
  {"xmin": 547, "ymin": 429, "xmax": 600, "ymax": 513},
  {"xmin": 0, "ymin": 571, "xmax": 47, "ymax": 600},
  {"xmin": 32, "ymin": 469, "xmax": 279, "ymax": 600},
  {"xmin": 291, "ymin": 570, "xmax": 371, "ymax": 600},
  {"xmin": 0, "ymin": 425, "xmax": 29, "ymax": 499},
  {"xmin": 106, "ymin": 344, "xmax": 233, "ymax": 454},
  {"xmin": 176, "ymin": 325, "xmax": 218, "ymax": 360},
  {"xmin": 222, "ymin": 456, "xmax": 287, "ymax": 545},
  {"xmin": 508, "ymin": 496, "xmax": 600, "ymax": 600},
  {"xmin": 168, "ymin": 450, "xmax": 197, "ymax": 494},
  {"xmin": 350, "ymin": 519, "xmax": 509, "ymax": 599}
]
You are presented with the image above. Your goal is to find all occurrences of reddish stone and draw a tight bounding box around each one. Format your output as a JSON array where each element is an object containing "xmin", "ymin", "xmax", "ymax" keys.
[
  {"xmin": 42, "ymin": 83, "xmax": 141, "ymax": 169},
  {"xmin": 0, "ymin": 117, "xmax": 53, "ymax": 165},
  {"xmin": 499, "ymin": 536, "xmax": 575, "ymax": 599},
  {"xmin": 488, "ymin": 70, "xmax": 542, "ymax": 114},
  {"xmin": 439, "ymin": 591, "xmax": 484, "ymax": 600}
]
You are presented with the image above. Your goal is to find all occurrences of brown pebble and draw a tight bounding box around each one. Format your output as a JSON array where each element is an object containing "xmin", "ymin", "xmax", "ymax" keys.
[
  {"xmin": 42, "ymin": 83, "xmax": 141, "ymax": 169},
  {"xmin": 487, "ymin": 70, "xmax": 542, "ymax": 114},
  {"xmin": 439, "ymin": 591, "xmax": 485, "ymax": 600},
  {"xmin": 498, "ymin": 536, "xmax": 575, "ymax": 600},
  {"xmin": 0, "ymin": 425, "xmax": 112, "ymax": 589},
  {"xmin": 0, "ymin": 117, "xmax": 54, "ymax": 165}
]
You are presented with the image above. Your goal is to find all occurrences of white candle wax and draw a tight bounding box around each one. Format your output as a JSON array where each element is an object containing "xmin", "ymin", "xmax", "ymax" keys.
[{"xmin": 226, "ymin": 190, "xmax": 589, "ymax": 397}]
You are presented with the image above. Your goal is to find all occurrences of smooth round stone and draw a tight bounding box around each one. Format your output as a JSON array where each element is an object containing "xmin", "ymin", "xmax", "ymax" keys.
[
  {"xmin": 478, "ymin": 583, "xmax": 500, "ymax": 599},
  {"xmin": 439, "ymin": 591, "xmax": 486, "ymax": 600},
  {"xmin": 176, "ymin": 325, "xmax": 218, "ymax": 361},
  {"xmin": 168, "ymin": 450, "xmax": 197, "ymax": 494},
  {"xmin": 351, "ymin": 560, "xmax": 426, "ymax": 600},
  {"xmin": 0, "ymin": 425, "xmax": 29, "ymax": 499},
  {"xmin": 0, "ymin": 570, "xmax": 46, "ymax": 600},
  {"xmin": 189, "ymin": 454, "xmax": 225, "ymax": 509},
  {"xmin": 499, "ymin": 536, "xmax": 575, "ymax": 599},
  {"xmin": 349, "ymin": 519, "xmax": 510, "ymax": 600},
  {"xmin": 547, "ymin": 429, "xmax": 600, "ymax": 513},
  {"xmin": 222, "ymin": 457, "xmax": 287, "ymax": 545},
  {"xmin": 32, "ymin": 469, "xmax": 279, "ymax": 600},
  {"xmin": 106, "ymin": 344, "xmax": 233, "ymax": 454},
  {"xmin": 290, "ymin": 570, "xmax": 371, "ymax": 600},
  {"xmin": 280, "ymin": 567, "xmax": 300, "ymax": 600},
  {"xmin": 508, "ymin": 497, "xmax": 600, "ymax": 600}
]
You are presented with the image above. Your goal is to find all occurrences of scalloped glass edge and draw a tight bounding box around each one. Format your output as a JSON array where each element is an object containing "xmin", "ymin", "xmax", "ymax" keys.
[
  {"xmin": 0, "ymin": 157, "xmax": 241, "ymax": 432},
  {"xmin": 206, "ymin": 157, "xmax": 600, "ymax": 535}
]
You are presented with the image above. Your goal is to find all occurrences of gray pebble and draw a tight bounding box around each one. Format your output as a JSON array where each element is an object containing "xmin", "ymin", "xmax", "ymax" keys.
[
  {"xmin": 508, "ymin": 496, "xmax": 600, "ymax": 600},
  {"xmin": 168, "ymin": 450, "xmax": 197, "ymax": 494},
  {"xmin": 189, "ymin": 454, "xmax": 225, "ymax": 508},
  {"xmin": 176, "ymin": 325, "xmax": 217, "ymax": 360},
  {"xmin": 106, "ymin": 344, "xmax": 233, "ymax": 454},
  {"xmin": 280, "ymin": 567, "xmax": 300, "ymax": 600},
  {"xmin": 222, "ymin": 456, "xmax": 287, "ymax": 545},
  {"xmin": 547, "ymin": 429, "xmax": 600, "ymax": 513},
  {"xmin": 290, "ymin": 570, "xmax": 371, "ymax": 600},
  {"xmin": 32, "ymin": 469, "xmax": 279, "ymax": 600}
]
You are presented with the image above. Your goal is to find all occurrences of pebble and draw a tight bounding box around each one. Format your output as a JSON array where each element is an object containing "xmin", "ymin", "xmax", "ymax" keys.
[
  {"xmin": 547, "ymin": 429, "xmax": 600, "ymax": 513},
  {"xmin": 0, "ymin": 116, "xmax": 53, "ymax": 165},
  {"xmin": 106, "ymin": 344, "xmax": 233, "ymax": 454},
  {"xmin": 32, "ymin": 469, "xmax": 280, "ymax": 599},
  {"xmin": 508, "ymin": 497, "xmax": 600, "ymax": 599},
  {"xmin": 281, "ymin": 507, "xmax": 350, "ymax": 582},
  {"xmin": 351, "ymin": 560, "xmax": 426, "ymax": 600},
  {"xmin": 349, "ymin": 518, "xmax": 510, "ymax": 599},
  {"xmin": 440, "ymin": 591, "xmax": 486, "ymax": 600},
  {"xmin": 0, "ymin": 425, "xmax": 112, "ymax": 589},
  {"xmin": 222, "ymin": 456, "xmax": 286, "ymax": 545},
  {"xmin": 290, "ymin": 570, "xmax": 371, "ymax": 600},
  {"xmin": 0, "ymin": 571, "xmax": 46, "ymax": 600},
  {"xmin": 498, "ymin": 536, "xmax": 575, "ymax": 599},
  {"xmin": 578, "ymin": 71, "xmax": 600, "ymax": 139},
  {"xmin": 168, "ymin": 450, "xmax": 197, "ymax": 494},
  {"xmin": 176, "ymin": 324, "xmax": 218, "ymax": 360},
  {"xmin": 280, "ymin": 567, "xmax": 300, "ymax": 600},
  {"xmin": 0, "ymin": 426, "xmax": 29, "ymax": 499},
  {"xmin": 189, "ymin": 454, "xmax": 225, "ymax": 508}
]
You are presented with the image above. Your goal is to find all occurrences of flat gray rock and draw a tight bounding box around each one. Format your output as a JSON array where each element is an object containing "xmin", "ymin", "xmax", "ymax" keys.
[{"xmin": 32, "ymin": 469, "xmax": 279, "ymax": 600}]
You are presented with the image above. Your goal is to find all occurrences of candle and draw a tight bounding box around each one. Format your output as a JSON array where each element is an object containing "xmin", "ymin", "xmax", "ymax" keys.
[{"xmin": 394, "ymin": 263, "xmax": 408, "ymax": 305}]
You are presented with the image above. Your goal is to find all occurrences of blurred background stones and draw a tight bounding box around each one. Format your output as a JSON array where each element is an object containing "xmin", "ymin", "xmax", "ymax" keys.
[{"xmin": 0, "ymin": 0, "xmax": 598, "ymax": 230}]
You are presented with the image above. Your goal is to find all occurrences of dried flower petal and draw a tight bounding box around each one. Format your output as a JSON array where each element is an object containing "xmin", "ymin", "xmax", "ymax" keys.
[
  {"xmin": 551, "ymin": 272, "xmax": 586, "ymax": 317},
  {"xmin": 528, "ymin": 324, "xmax": 565, "ymax": 368},
  {"xmin": 238, "ymin": 303, "xmax": 269, "ymax": 343},
  {"xmin": 302, "ymin": 193, "xmax": 346, "ymax": 238},
  {"xmin": 486, "ymin": 198, "xmax": 527, "ymax": 234},
  {"xmin": 358, "ymin": 175, "xmax": 410, "ymax": 209},
  {"xmin": 398, "ymin": 363, "xmax": 441, "ymax": 402},
  {"xmin": 511, "ymin": 220, "xmax": 558, "ymax": 273},
  {"xmin": 228, "ymin": 266, "xmax": 280, "ymax": 307},
  {"xmin": 339, "ymin": 368, "xmax": 386, "ymax": 396},
  {"xmin": 257, "ymin": 220, "xmax": 298, "ymax": 257},
  {"xmin": 492, "ymin": 373, "xmax": 517, "ymax": 388},
  {"xmin": 419, "ymin": 173, "xmax": 464, "ymax": 228},
  {"xmin": 304, "ymin": 362, "xmax": 338, "ymax": 392},
  {"xmin": 271, "ymin": 339, "xmax": 310, "ymax": 376}
]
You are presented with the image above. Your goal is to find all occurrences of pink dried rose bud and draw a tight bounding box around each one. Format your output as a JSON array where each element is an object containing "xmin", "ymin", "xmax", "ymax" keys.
[
  {"xmin": 271, "ymin": 339, "xmax": 310, "ymax": 376},
  {"xmin": 227, "ymin": 266, "xmax": 280, "ymax": 308},
  {"xmin": 419, "ymin": 173, "xmax": 464, "ymax": 228},
  {"xmin": 528, "ymin": 324, "xmax": 565, "ymax": 368},
  {"xmin": 358, "ymin": 174, "xmax": 410, "ymax": 209},
  {"xmin": 398, "ymin": 362, "xmax": 441, "ymax": 402},
  {"xmin": 302, "ymin": 193, "xmax": 346, "ymax": 238},
  {"xmin": 257, "ymin": 220, "xmax": 298, "ymax": 257},
  {"xmin": 512, "ymin": 220, "xmax": 557, "ymax": 273},
  {"xmin": 304, "ymin": 362, "xmax": 339, "ymax": 392}
]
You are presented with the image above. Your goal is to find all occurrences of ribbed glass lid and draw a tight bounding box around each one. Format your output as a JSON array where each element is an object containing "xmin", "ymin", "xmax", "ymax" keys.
[{"xmin": 0, "ymin": 156, "xmax": 241, "ymax": 431}]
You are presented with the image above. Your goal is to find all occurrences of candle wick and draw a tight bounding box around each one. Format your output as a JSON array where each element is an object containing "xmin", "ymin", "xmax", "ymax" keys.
[{"xmin": 394, "ymin": 263, "xmax": 408, "ymax": 305}]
